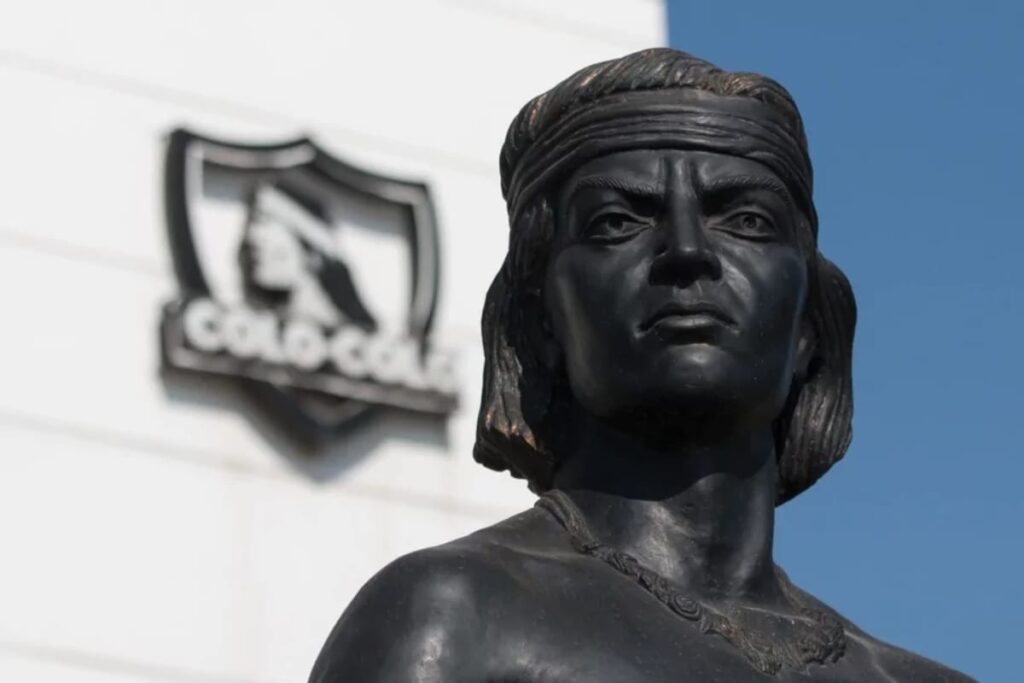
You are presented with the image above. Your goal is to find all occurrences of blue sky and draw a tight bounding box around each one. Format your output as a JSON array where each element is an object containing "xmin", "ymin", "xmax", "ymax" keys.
[{"xmin": 668, "ymin": 2, "xmax": 1023, "ymax": 680}]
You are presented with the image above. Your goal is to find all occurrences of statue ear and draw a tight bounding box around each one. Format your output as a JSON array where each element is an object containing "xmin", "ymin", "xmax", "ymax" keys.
[
  {"xmin": 795, "ymin": 315, "xmax": 817, "ymax": 381},
  {"xmin": 528, "ymin": 295, "xmax": 562, "ymax": 373}
]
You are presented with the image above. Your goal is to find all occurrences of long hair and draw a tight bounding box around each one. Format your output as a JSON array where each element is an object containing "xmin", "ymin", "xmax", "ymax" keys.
[{"xmin": 474, "ymin": 49, "xmax": 856, "ymax": 505}]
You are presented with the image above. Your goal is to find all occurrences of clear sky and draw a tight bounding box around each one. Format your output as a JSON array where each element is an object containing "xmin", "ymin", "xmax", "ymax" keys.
[{"xmin": 668, "ymin": 2, "xmax": 1023, "ymax": 680}]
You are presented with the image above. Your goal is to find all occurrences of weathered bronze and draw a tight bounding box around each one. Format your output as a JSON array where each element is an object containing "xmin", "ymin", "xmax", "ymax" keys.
[{"xmin": 310, "ymin": 48, "xmax": 974, "ymax": 682}]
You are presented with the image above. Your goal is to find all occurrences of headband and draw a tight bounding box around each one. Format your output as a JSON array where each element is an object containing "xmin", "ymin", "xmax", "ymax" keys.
[{"xmin": 502, "ymin": 89, "xmax": 817, "ymax": 235}]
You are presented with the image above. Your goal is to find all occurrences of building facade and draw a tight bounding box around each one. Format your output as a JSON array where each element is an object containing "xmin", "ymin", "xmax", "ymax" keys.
[{"xmin": 0, "ymin": 2, "xmax": 664, "ymax": 681}]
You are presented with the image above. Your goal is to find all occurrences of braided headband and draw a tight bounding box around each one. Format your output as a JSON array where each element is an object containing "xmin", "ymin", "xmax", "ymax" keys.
[{"xmin": 503, "ymin": 89, "xmax": 817, "ymax": 234}]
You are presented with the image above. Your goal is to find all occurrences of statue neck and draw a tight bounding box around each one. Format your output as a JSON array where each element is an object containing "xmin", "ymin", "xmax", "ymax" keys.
[{"xmin": 550, "ymin": 413, "xmax": 781, "ymax": 605}]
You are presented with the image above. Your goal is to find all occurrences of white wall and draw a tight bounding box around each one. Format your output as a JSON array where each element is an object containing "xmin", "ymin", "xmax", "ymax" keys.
[{"xmin": 0, "ymin": 2, "xmax": 665, "ymax": 681}]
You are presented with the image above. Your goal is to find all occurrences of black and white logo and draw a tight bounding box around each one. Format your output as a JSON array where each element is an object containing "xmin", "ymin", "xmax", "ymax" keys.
[{"xmin": 160, "ymin": 129, "xmax": 457, "ymax": 441}]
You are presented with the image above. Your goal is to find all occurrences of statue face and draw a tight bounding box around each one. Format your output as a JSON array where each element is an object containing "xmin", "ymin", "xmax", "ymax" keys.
[{"xmin": 546, "ymin": 148, "xmax": 810, "ymax": 434}]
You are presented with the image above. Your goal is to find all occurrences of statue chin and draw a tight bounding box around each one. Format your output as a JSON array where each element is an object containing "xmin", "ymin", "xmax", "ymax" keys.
[{"xmin": 569, "ymin": 362, "xmax": 793, "ymax": 440}]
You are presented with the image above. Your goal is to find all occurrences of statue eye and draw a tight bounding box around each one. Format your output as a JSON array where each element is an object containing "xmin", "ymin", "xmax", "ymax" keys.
[
  {"xmin": 583, "ymin": 211, "xmax": 649, "ymax": 243},
  {"xmin": 715, "ymin": 210, "xmax": 777, "ymax": 241}
]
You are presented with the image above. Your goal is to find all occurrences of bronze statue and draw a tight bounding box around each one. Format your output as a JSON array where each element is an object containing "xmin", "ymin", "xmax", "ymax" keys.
[{"xmin": 310, "ymin": 48, "xmax": 974, "ymax": 682}]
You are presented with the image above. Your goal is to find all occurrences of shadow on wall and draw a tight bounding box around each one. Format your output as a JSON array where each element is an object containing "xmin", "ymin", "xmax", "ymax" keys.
[{"xmin": 158, "ymin": 370, "xmax": 452, "ymax": 484}]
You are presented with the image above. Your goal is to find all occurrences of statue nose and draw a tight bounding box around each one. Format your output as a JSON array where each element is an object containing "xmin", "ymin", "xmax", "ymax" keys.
[{"xmin": 650, "ymin": 201, "xmax": 723, "ymax": 285}]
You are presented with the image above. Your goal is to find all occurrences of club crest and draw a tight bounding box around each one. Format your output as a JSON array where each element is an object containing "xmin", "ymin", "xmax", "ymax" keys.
[{"xmin": 160, "ymin": 128, "xmax": 457, "ymax": 443}]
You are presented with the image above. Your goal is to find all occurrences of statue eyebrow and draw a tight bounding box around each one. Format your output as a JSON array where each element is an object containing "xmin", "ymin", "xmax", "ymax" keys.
[
  {"xmin": 699, "ymin": 175, "xmax": 793, "ymax": 206},
  {"xmin": 569, "ymin": 175, "xmax": 664, "ymax": 201}
]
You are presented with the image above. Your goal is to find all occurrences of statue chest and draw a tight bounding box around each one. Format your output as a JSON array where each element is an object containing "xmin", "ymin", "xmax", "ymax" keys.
[{"xmin": 480, "ymin": 581, "xmax": 885, "ymax": 683}]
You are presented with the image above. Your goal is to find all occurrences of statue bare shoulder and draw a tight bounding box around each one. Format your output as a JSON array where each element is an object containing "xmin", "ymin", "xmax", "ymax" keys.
[
  {"xmin": 786, "ymin": 582, "xmax": 977, "ymax": 683},
  {"xmin": 844, "ymin": 625, "xmax": 975, "ymax": 682},
  {"xmin": 308, "ymin": 509, "xmax": 568, "ymax": 683}
]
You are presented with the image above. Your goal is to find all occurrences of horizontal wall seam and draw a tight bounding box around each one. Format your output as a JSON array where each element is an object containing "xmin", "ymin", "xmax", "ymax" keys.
[
  {"xmin": 0, "ymin": 48, "xmax": 496, "ymax": 179},
  {"xmin": 0, "ymin": 225, "xmax": 483, "ymax": 343},
  {"xmin": 0, "ymin": 225, "xmax": 166, "ymax": 277},
  {"xmin": 443, "ymin": 0, "xmax": 665, "ymax": 48},
  {"xmin": 0, "ymin": 637, "xmax": 277, "ymax": 683},
  {"xmin": 0, "ymin": 408, "xmax": 518, "ymax": 521}
]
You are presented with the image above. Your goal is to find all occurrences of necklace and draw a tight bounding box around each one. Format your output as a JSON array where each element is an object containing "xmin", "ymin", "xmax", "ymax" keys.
[{"xmin": 536, "ymin": 490, "xmax": 846, "ymax": 676}]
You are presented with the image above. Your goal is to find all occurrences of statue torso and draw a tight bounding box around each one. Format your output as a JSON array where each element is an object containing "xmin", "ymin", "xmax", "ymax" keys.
[{"xmin": 311, "ymin": 508, "xmax": 974, "ymax": 683}]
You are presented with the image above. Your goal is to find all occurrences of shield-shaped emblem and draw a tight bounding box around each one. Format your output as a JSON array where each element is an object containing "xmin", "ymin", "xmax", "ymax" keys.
[{"xmin": 160, "ymin": 128, "xmax": 457, "ymax": 444}]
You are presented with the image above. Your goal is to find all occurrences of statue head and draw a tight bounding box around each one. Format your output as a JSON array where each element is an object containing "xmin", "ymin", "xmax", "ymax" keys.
[{"xmin": 474, "ymin": 48, "xmax": 856, "ymax": 504}]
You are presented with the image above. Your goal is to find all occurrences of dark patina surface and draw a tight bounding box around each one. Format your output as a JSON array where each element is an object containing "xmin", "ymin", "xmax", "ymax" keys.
[{"xmin": 310, "ymin": 49, "xmax": 974, "ymax": 682}]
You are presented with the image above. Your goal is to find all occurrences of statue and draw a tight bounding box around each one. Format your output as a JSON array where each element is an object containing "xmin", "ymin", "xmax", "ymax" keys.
[{"xmin": 310, "ymin": 48, "xmax": 974, "ymax": 682}]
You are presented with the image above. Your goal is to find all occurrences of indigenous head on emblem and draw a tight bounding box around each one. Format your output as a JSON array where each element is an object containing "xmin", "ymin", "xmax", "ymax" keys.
[
  {"xmin": 310, "ymin": 49, "xmax": 975, "ymax": 682},
  {"xmin": 160, "ymin": 130, "xmax": 457, "ymax": 443},
  {"xmin": 238, "ymin": 184, "xmax": 378, "ymax": 332}
]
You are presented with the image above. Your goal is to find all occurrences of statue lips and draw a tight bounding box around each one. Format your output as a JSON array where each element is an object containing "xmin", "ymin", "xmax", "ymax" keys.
[{"xmin": 639, "ymin": 301, "xmax": 737, "ymax": 343}]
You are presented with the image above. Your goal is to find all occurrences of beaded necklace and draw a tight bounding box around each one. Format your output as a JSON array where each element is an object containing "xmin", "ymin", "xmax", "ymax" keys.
[{"xmin": 536, "ymin": 490, "xmax": 846, "ymax": 676}]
